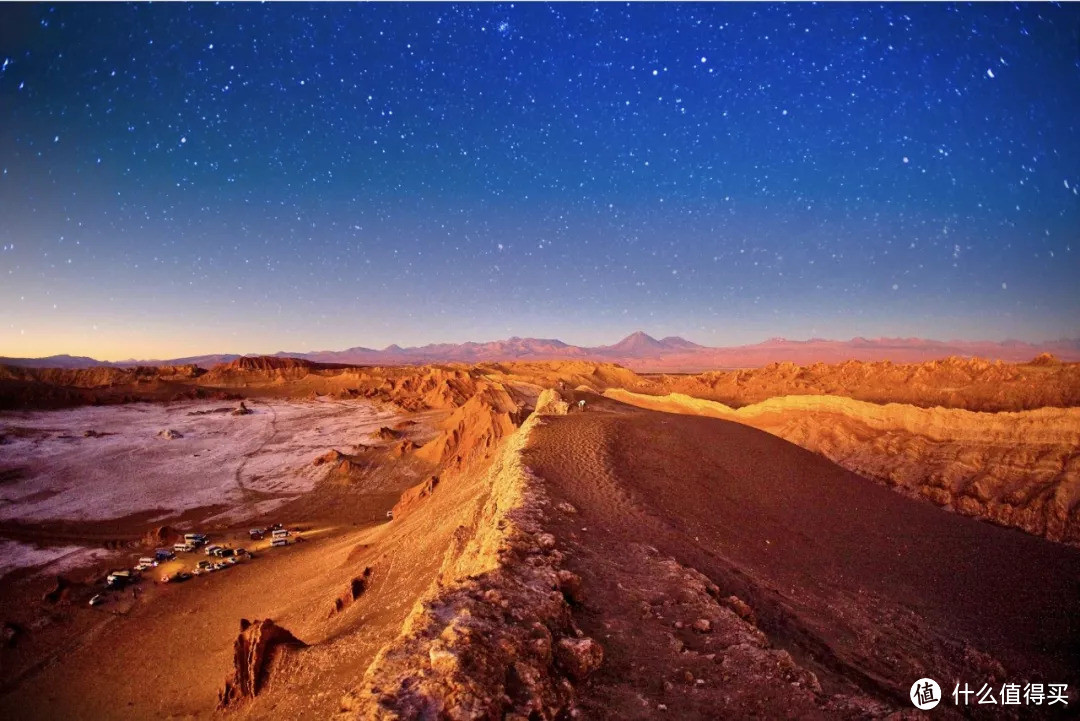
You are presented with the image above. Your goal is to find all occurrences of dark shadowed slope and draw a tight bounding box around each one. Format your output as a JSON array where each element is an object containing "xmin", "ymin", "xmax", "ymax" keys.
[{"xmin": 522, "ymin": 395, "xmax": 1080, "ymax": 718}]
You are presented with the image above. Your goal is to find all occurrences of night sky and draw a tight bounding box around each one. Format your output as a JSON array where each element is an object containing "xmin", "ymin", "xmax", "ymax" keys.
[{"xmin": 1, "ymin": 3, "xmax": 1078, "ymax": 360}]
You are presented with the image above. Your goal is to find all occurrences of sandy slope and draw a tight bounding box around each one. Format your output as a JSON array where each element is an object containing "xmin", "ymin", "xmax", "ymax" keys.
[
  {"xmin": 604, "ymin": 389, "xmax": 1080, "ymax": 544},
  {"xmin": 522, "ymin": 394, "xmax": 1080, "ymax": 718}
]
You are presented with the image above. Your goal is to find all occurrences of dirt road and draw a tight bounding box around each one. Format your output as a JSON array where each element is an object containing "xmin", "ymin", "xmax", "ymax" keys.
[{"xmin": 523, "ymin": 395, "xmax": 1080, "ymax": 718}]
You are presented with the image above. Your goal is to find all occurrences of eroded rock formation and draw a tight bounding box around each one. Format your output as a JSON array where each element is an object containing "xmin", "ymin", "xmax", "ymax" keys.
[
  {"xmin": 331, "ymin": 568, "xmax": 373, "ymax": 616},
  {"xmin": 390, "ymin": 476, "xmax": 439, "ymax": 521},
  {"xmin": 637, "ymin": 355, "xmax": 1080, "ymax": 411},
  {"xmin": 218, "ymin": 619, "xmax": 306, "ymax": 708},
  {"xmin": 414, "ymin": 383, "xmax": 524, "ymax": 468}
]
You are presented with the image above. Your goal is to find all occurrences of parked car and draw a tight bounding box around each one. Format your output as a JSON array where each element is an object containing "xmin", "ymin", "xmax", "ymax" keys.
[
  {"xmin": 248, "ymin": 528, "xmax": 264, "ymax": 540},
  {"xmin": 173, "ymin": 542, "xmax": 195, "ymax": 553},
  {"xmin": 154, "ymin": 549, "xmax": 175, "ymax": 561},
  {"xmin": 271, "ymin": 538, "xmax": 288, "ymax": 547},
  {"xmin": 161, "ymin": 571, "xmax": 191, "ymax": 584},
  {"xmin": 204, "ymin": 544, "xmax": 222, "ymax": 556}
]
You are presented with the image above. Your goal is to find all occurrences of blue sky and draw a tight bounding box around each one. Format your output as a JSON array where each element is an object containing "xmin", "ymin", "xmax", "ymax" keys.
[{"xmin": 1, "ymin": 3, "xmax": 1078, "ymax": 359}]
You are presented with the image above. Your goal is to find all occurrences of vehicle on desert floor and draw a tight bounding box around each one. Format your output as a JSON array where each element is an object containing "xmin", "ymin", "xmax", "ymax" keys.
[
  {"xmin": 88, "ymin": 594, "xmax": 107, "ymax": 606},
  {"xmin": 271, "ymin": 528, "xmax": 289, "ymax": 539},
  {"xmin": 385, "ymin": 510, "xmax": 393, "ymax": 520},
  {"xmin": 271, "ymin": 538, "xmax": 288, "ymax": 547},
  {"xmin": 184, "ymin": 533, "xmax": 207, "ymax": 546},
  {"xmin": 106, "ymin": 570, "xmax": 133, "ymax": 587},
  {"xmin": 138, "ymin": 557, "xmax": 156, "ymax": 567},
  {"xmin": 154, "ymin": 549, "xmax": 174, "ymax": 561},
  {"xmin": 203, "ymin": 544, "xmax": 222, "ymax": 556},
  {"xmin": 212, "ymin": 547, "xmax": 235, "ymax": 558},
  {"xmin": 248, "ymin": 528, "xmax": 264, "ymax": 540},
  {"xmin": 161, "ymin": 571, "xmax": 190, "ymax": 584},
  {"xmin": 134, "ymin": 562, "xmax": 153, "ymax": 572},
  {"xmin": 173, "ymin": 543, "xmax": 195, "ymax": 553}
]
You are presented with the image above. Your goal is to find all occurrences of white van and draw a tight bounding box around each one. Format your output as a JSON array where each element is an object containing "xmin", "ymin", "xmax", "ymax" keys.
[
  {"xmin": 271, "ymin": 538, "xmax": 288, "ymax": 547},
  {"xmin": 174, "ymin": 543, "xmax": 195, "ymax": 553},
  {"xmin": 184, "ymin": 533, "xmax": 207, "ymax": 545},
  {"xmin": 271, "ymin": 529, "xmax": 289, "ymax": 539}
]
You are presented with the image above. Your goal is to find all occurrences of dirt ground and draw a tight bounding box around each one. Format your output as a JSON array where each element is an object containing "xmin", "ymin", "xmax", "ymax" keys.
[
  {"xmin": 2, "ymin": 362, "xmax": 1078, "ymax": 720},
  {"xmin": 0, "ymin": 523, "xmax": 377, "ymax": 719},
  {"xmin": 0, "ymin": 400, "xmax": 449, "ymax": 720},
  {"xmin": 522, "ymin": 393, "xmax": 1080, "ymax": 718}
]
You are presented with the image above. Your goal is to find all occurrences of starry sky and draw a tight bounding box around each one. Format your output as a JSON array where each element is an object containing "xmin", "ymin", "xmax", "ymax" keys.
[{"xmin": 1, "ymin": 3, "xmax": 1078, "ymax": 361}]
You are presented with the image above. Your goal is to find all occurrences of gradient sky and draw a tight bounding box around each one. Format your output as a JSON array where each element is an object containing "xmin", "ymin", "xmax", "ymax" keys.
[{"xmin": 1, "ymin": 3, "xmax": 1078, "ymax": 361}]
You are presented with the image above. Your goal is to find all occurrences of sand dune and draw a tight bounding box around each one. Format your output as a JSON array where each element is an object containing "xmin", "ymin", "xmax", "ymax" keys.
[
  {"xmin": 604, "ymin": 389, "xmax": 1080, "ymax": 544},
  {"xmin": 520, "ymin": 393, "xmax": 1080, "ymax": 718}
]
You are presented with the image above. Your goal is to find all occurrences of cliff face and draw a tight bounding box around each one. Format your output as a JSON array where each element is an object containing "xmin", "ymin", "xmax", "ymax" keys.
[
  {"xmin": 0, "ymin": 364, "xmax": 210, "ymax": 409},
  {"xmin": 198, "ymin": 356, "xmax": 320, "ymax": 385},
  {"xmin": 605, "ymin": 389, "xmax": 1080, "ymax": 545},
  {"xmin": 0, "ymin": 364, "xmax": 204, "ymax": 388}
]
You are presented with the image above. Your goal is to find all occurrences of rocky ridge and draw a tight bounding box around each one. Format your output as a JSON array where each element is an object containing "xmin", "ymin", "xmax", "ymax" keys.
[{"xmin": 338, "ymin": 390, "xmax": 601, "ymax": 719}]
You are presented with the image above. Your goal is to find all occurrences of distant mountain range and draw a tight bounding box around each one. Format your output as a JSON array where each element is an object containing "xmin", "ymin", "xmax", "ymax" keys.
[{"xmin": 3, "ymin": 332, "xmax": 1078, "ymax": 372}]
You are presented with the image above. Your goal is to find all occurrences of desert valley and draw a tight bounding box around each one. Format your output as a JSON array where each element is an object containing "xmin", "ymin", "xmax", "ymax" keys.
[
  {"xmin": 3, "ymin": 2, "xmax": 1079, "ymax": 719},
  {"xmin": 0, "ymin": 349, "xmax": 1077, "ymax": 719}
]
